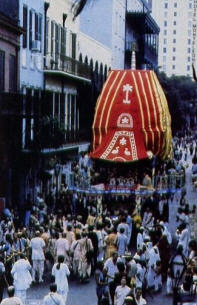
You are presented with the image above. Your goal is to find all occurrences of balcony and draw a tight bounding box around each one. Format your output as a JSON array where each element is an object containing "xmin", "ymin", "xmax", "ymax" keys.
[
  {"xmin": 44, "ymin": 54, "xmax": 91, "ymax": 83},
  {"xmin": 126, "ymin": 11, "xmax": 160, "ymax": 35}
]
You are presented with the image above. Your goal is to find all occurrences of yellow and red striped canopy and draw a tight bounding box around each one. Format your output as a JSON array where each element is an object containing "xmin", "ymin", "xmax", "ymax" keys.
[{"xmin": 90, "ymin": 70, "xmax": 172, "ymax": 162}]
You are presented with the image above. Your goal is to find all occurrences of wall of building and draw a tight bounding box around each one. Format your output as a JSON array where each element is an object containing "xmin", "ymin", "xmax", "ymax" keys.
[
  {"xmin": 19, "ymin": 0, "xmax": 44, "ymax": 89},
  {"xmin": 151, "ymin": 0, "xmax": 193, "ymax": 77}
]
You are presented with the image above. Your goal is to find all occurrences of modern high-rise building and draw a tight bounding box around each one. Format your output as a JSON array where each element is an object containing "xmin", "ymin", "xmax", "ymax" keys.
[{"xmin": 151, "ymin": 0, "xmax": 193, "ymax": 77}]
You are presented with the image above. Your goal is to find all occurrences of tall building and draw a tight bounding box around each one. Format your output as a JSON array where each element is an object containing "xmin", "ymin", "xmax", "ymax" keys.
[{"xmin": 151, "ymin": 0, "xmax": 193, "ymax": 77}]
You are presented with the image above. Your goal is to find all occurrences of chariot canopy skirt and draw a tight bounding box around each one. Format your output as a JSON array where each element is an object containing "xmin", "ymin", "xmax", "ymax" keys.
[{"xmin": 90, "ymin": 70, "xmax": 172, "ymax": 162}]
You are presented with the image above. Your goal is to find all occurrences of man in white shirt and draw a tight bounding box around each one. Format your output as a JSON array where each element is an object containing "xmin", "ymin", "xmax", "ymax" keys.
[
  {"xmin": 135, "ymin": 287, "xmax": 147, "ymax": 305},
  {"xmin": 114, "ymin": 277, "xmax": 130, "ymax": 305},
  {"xmin": 104, "ymin": 252, "xmax": 119, "ymax": 305},
  {"xmin": 11, "ymin": 254, "xmax": 32, "ymax": 304},
  {"xmin": 55, "ymin": 232, "xmax": 69, "ymax": 261},
  {"xmin": 1, "ymin": 286, "xmax": 23, "ymax": 305},
  {"xmin": 30, "ymin": 230, "xmax": 45, "ymax": 283},
  {"xmin": 43, "ymin": 283, "xmax": 64, "ymax": 305}
]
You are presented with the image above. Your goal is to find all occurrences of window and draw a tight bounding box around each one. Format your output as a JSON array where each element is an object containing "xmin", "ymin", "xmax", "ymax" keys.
[
  {"xmin": 164, "ymin": 3, "xmax": 168, "ymax": 8},
  {"xmin": 46, "ymin": 17, "xmax": 49, "ymax": 54},
  {"xmin": 188, "ymin": 21, "xmax": 192, "ymax": 29},
  {"xmin": 188, "ymin": 39, "xmax": 191, "ymax": 45},
  {"xmin": 35, "ymin": 13, "xmax": 39, "ymax": 41},
  {"xmin": 71, "ymin": 33, "xmax": 77, "ymax": 59},
  {"xmin": 29, "ymin": 10, "xmax": 33, "ymax": 49},
  {"xmin": 0, "ymin": 50, "xmax": 5, "ymax": 91},
  {"xmin": 61, "ymin": 27, "xmax": 66, "ymax": 56},
  {"xmin": 188, "ymin": 57, "xmax": 191, "ymax": 62},
  {"xmin": 164, "ymin": 20, "xmax": 167, "ymax": 26},
  {"xmin": 174, "ymin": 12, "xmax": 177, "ymax": 16},
  {"xmin": 38, "ymin": 15, "xmax": 42, "ymax": 43},
  {"xmin": 172, "ymin": 56, "xmax": 176, "ymax": 61},
  {"xmin": 173, "ymin": 39, "xmax": 176, "ymax": 43},
  {"xmin": 164, "ymin": 38, "xmax": 167, "ymax": 44},
  {"xmin": 173, "ymin": 47, "xmax": 176, "ymax": 52},
  {"xmin": 189, "ymin": 3, "xmax": 192, "ymax": 9},
  {"xmin": 172, "ymin": 65, "xmax": 175, "ymax": 70},
  {"xmin": 163, "ymin": 47, "xmax": 167, "ymax": 53},
  {"xmin": 188, "ymin": 30, "xmax": 191, "ymax": 36},
  {"xmin": 187, "ymin": 65, "xmax": 190, "ymax": 71},
  {"xmin": 188, "ymin": 48, "xmax": 191, "ymax": 53},
  {"xmin": 173, "ymin": 21, "xmax": 176, "ymax": 26},
  {"xmin": 174, "ymin": 2, "xmax": 177, "ymax": 7},
  {"xmin": 55, "ymin": 23, "xmax": 60, "ymax": 56},
  {"xmin": 9, "ymin": 55, "xmax": 17, "ymax": 92},
  {"xmin": 173, "ymin": 30, "xmax": 176, "ymax": 35},
  {"xmin": 51, "ymin": 21, "xmax": 55, "ymax": 54},
  {"xmin": 23, "ymin": 5, "xmax": 28, "ymax": 48},
  {"xmin": 164, "ymin": 30, "xmax": 167, "ymax": 35}
]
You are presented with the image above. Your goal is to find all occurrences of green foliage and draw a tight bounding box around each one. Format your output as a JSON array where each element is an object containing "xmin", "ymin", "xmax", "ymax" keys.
[
  {"xmin": 156, "ymin": 71, "xmax": 197, "ymax": 133},
  {"xmin": 33, "ymin": 116, "xmax": 66, "ymax": 150}
]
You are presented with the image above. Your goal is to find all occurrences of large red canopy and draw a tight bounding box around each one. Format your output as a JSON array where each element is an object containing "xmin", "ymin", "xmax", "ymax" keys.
[{"xmin": 90, "ymin": 70, "xmax": 172, "ymax": 162}]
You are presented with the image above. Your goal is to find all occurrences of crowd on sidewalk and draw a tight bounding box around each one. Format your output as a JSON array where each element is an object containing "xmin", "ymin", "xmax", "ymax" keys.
[{"xmin": 0, "ymin": 131, "xmax": 197, "ymax": 305}]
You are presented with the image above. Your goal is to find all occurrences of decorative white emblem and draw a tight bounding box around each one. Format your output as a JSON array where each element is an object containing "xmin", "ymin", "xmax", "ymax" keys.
[
  {"xmin": 123, "ymin": 84, "xmax": 133, "ymax": 104},
  {"xmin": 117, "ymin": 113, "xmax": 133, "ymax": 128},
  {"xmin": 112, "ymin": 146, "xmax": 119, "ymax": 154},
  {"xmin": 120, "ymin": 137, "xmax": 127, "ymax": 146},
  {"xmin": 124, "ymin": 148, "xmax": 131, "ymax": 156}
]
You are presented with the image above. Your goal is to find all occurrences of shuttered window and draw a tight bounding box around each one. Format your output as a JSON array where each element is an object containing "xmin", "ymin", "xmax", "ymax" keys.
[
  {"xmin": 71, "ymin": 33, "xmax": 76, "ymax": 59},
  {"xmin": 9, "ymin": 55, "xmax": 17, "ymax": 92},
  {"xmin": 46, "ymin": 17, "xmax": 49, "ymax": 54},
  {"xmin": 0, "ymin": 50, "xmax": 5, "ymax": 92},
  {"xmin": 61, "ymin": 27, "xmax": 66, "ymax": 56},
  {"xmin": 29, "ymin": 10, "xmax": 33, "ymax": 49},
  {"xmin": 51, "ymin": 21, "xmax": 55, "ymax": 54},
  {"xmin": 35, "ymin": 13, "xmax": 39, "ymax": 41},
  {"xmin": 23, "ymin": 5, "xmax": 28, "ymax": 48}
]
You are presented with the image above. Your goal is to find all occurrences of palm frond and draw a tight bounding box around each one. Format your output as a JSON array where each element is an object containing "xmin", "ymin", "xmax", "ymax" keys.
[{"xmin": 72, "ymin": 0, "xmax": 88, "ymax": 19}]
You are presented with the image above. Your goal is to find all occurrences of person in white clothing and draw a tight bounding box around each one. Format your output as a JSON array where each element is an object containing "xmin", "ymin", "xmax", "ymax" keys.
[
  {"xmin": 11, "ymin": 254, "xmax": 32, "ymax": 304},
  {"xmin": 30, "ymin": 230, "xmax": 45, "ymax": 283},
  {"xmin": 43, "ymin": 283, "xmax": 64, "ymax": 305},
  {"xmin": 176, "ymin": 223, "xmax": 190, "ymax": 256},
  {"xmin": 114, "ymin": 277, "xmax": 130, "ymax": 305},
  {"xmin": 55, "ymin": 232, "xmax": 69, "ymax": 262},
  {"xmin": 1, "ymin": 286, "xmax": 23, "ymax": 305},
  {"xmin": 52, "ymin": 255, "xmax": 70, "ymax": 304},
  {"xmin": 134, "ymin": 287, "xmax": 147, "ymax": 305}
]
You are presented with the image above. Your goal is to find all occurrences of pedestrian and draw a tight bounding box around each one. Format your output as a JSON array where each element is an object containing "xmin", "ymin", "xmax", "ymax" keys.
[
  {"xmin": 78, "ymin": 232, "xmax": 93, "ymax": 282},
  {"xmin": 95, "ymin": 261, "xmax": 108, "ymax": 305},
  {"xmin": 0, "ymin": 256, "xmax": 7, "ymax": 303},
  {"xmin": 30, "ymin": 230, "xmax": 45, "ymax": 283},
  {"xmin": 52, "ymin": 255, "xmax": 70, "ymax": 304},
  {"xmin": 114, "ymin": 277, "xmax": 130, "ymax": 305},
  {"xmin": 1, "ymin": 286, "xmax": 23, "ymax": 305},
  {"xmin": 11, "ymin": 253, "xmax": 32, "ymax": 304},
  {"xmin": 104, "ymin": 252, "xmax": 119, "ymax": 305},
  {"xmin": 116, "ymin": 228, "xmax": 128, "ymax": 257},
  {"xmin": 43, "ymin": 283, "xmax": 64, "ymax": 305}
]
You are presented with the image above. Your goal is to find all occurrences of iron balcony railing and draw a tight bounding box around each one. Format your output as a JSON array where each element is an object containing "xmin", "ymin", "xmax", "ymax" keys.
[{"xmin": 44, "ymin": 53, "xmax": 91, "ymax": 81}]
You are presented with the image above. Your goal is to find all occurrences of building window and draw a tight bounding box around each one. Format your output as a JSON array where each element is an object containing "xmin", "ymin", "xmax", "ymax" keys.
[
  {"xmin": 51, "ymin": 21, "xmax": 55, "ymax": 54},
  {"xmin": 164, "ymin": 29, "xmax": 167, "ymax": 35},
  {"xmin": 163, "ymin": 47, "xmax": 167, "ymax": 53},
  {"xmin": 188, "ymin": 39, "xmax": 191, "ymax": 45},
  {"xmin": 173, "ymin": 30, "xmax": 176, "ymax": 34},
  {"xmin": 164, "ymin": 20, "xmax": 167, "ymax": 26},
  {"xmin": 61, "ymin": 27, "xmax": 67, "ymax": 56},
  {"xmin": 0, "ymin": 50, "xmax": 5, "ymax": 92},
  {"xmin": 188, "ymin": 30, "xmax": 191, "ymax": 36},
  {"xmin": 55, "ymin": 23, "xmax": 60, "ymax": 56},
  {"xmin": 187, "ymin": 65, "xmax": 190, "ymax": 71},
  {"xmin": 164, "ymin": 3, "xmax": 168, "ymax": 8},
  {"xmin": 188, "ymin": 21, "xmax": 192, "ymax": 29},
  {"xmin": 38, "ymin": 15, "xmax": 42, "ymax": 43},
  {"xmin": 188, "ymin": 57, "xmax": 191, "ymax": 62},
  {"xmin": 172, "ymin": 56, "xmax": 176, "ymax": 61},
  {"xmin": 174, "ymin": 12, "xmax": 177, "ymax": 16},
  {"xmin": 9, "ymin": 55, "xmax": 17, "ymax": 92},
  {"xmin": 46, "ymin": 17, "xmax": 49, "ymax": 54},
  {"xmin": 174, "ymin": 2, "xmax": 177, "ymax": 8},
  {"xmin": 164, "ymin": 38, "xmax": 167, "ymax": 44},
  {"xmin": 23, "ymin": 5, "xmax": 28, "ymax": 48},
  {"xmin": 172, "ymin": 65, "xmax": 175, "ymax": 70},
  {"xmin": 189, "ymin": 3, "xmax": 192, "ymax": 9},
  {"xmin": 173, "ymin": 47, "xmax": 176, "ymax": 52},
  {"xmin": 29, "ymin": 10, "xmax": 33, "ymax": 50},
  {"xmin": 173, "ymin": 39, "xmax": 176, "ymax": 43},
  {"xmin": 71, "ymin": 33, "xmax": 77, "ymax": 59},
  {"xmin": 188, "ymin": 48, "xmax": 191, "ymax": 53},
  {"xmin": 173, "ymin": 21, "xmax": 176, "ymax": 26}
]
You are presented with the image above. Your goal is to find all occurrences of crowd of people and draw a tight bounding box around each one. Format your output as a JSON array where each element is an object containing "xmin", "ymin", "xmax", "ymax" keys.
[{"xmin": 0, "ymin": 131, "xmax": 197, "ymax": 305}]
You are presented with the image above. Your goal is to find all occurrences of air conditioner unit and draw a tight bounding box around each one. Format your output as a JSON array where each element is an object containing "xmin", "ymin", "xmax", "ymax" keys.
[{"xmin": 32, "ymin": 40, "xmax": 41, "ymax": 52}]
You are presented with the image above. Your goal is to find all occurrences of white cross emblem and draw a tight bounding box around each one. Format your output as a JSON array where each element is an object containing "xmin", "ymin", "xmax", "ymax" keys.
[{"xmin": 123, "ymin": 84, "xmax": 133, "ymax": 104}]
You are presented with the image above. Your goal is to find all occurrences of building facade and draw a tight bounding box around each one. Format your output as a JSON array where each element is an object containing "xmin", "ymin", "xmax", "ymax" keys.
[
  {"xmin": 79, "ymin": 0, "xmax": 126, "ymax": 70},
  {"xmin": 125, "ymin": 0, "xmax": 159, "ymax": 70},
  {"xmin": 151, "ymin": 0, "xmax": 193, "ymax": 77},
  {"xmin": 0, "ymin": 0, "xmax": 24, "ymax": 206}
]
